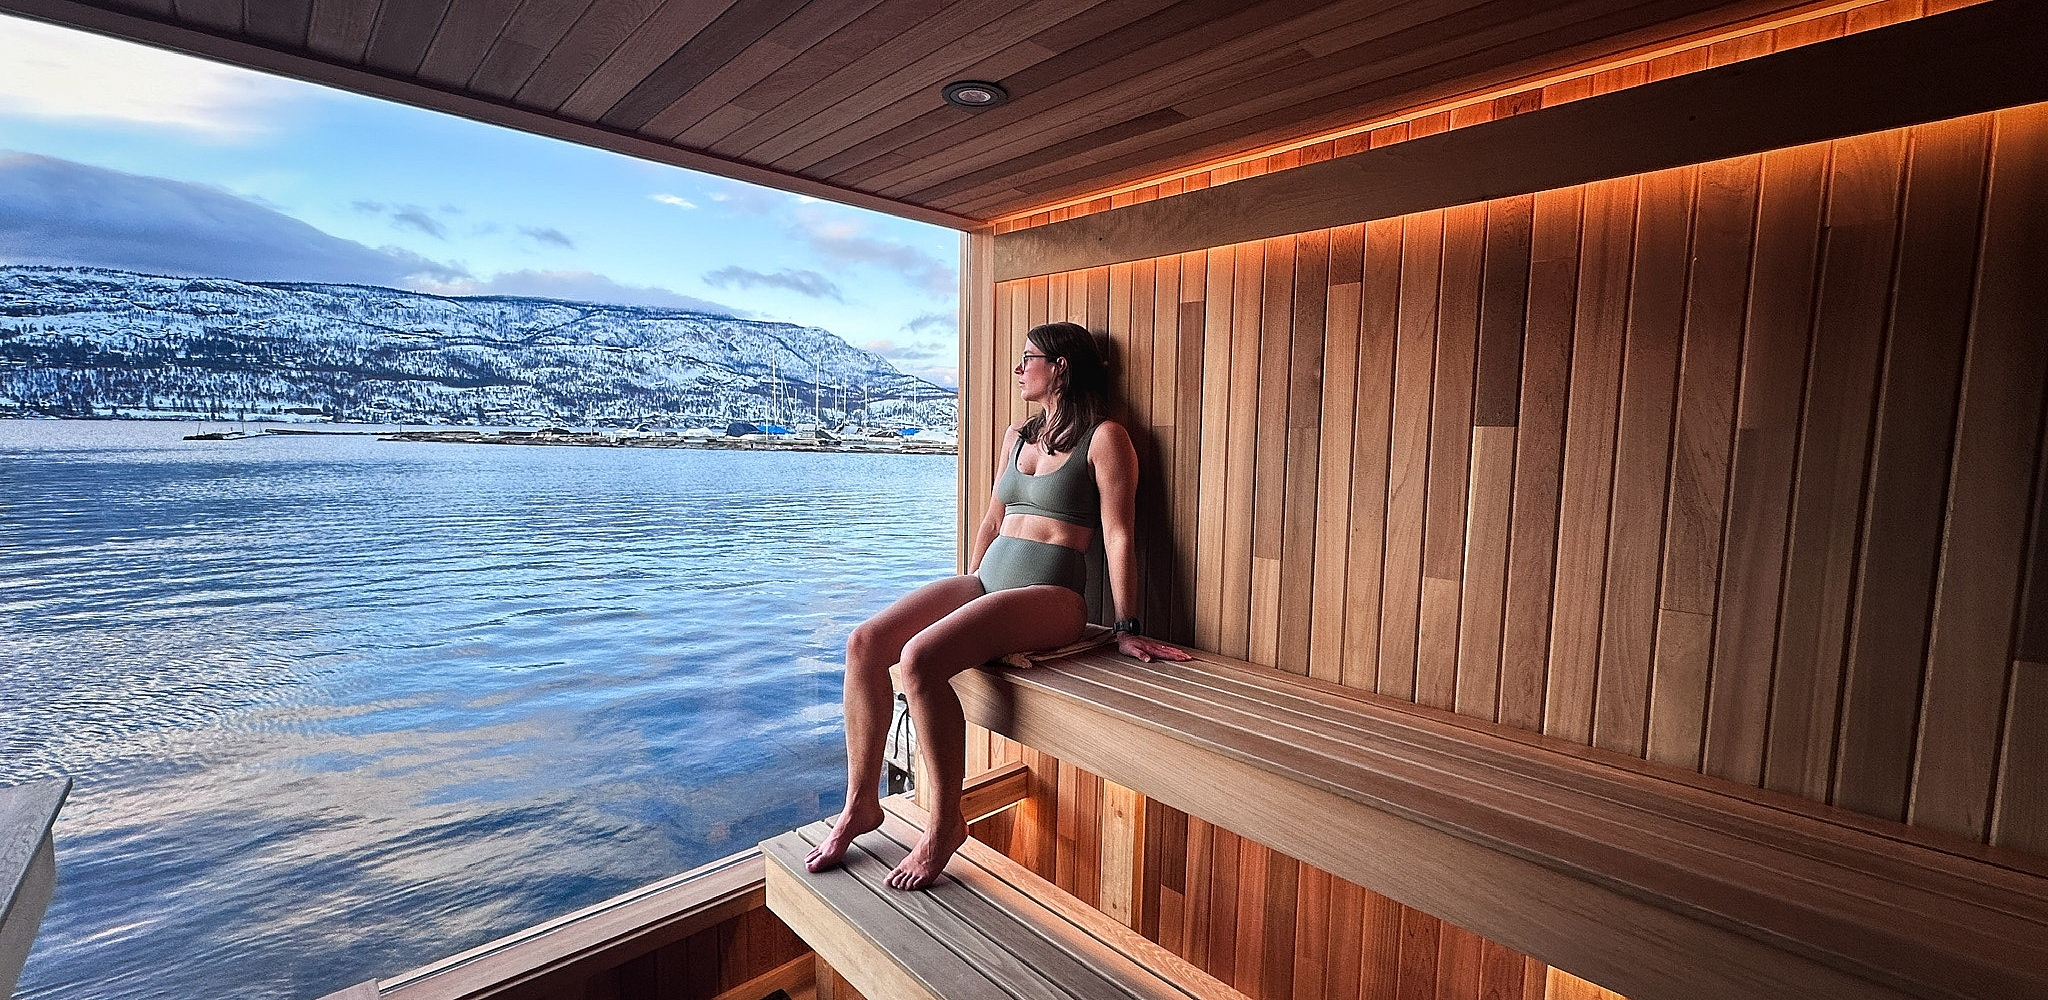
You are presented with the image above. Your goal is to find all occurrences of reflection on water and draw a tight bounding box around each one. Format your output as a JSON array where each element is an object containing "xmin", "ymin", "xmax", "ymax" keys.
[{"xmin": 0, "ymin": 420, "xmax": 955, "ymax": 1000}]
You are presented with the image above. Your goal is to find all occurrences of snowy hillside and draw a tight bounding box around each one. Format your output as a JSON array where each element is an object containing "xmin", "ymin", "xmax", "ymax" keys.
[{"xmin": 0, "ymin": 266, "xmax": 957, "ymax": 430}]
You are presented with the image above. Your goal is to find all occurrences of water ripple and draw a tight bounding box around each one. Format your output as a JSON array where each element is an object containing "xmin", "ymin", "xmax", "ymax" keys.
[{"xmin": 0, "ymin": 420, "xmax": 954, "ymax": 1000}]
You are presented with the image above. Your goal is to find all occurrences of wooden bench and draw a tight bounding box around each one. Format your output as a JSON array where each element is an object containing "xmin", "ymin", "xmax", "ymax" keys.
[
  {"xmin": 951, "ymin": 648, "xmax": 2048, "ymax": 1000},
  {"xmin": 762, "ymin": 796, "xmax": 1247, "ymax": 1000}
]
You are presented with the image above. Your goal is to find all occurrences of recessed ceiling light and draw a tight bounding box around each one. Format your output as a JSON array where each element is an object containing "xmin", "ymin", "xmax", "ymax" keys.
[{"xmin": 942, "ymin": 80, "xmax": 1009, "ymax": 109}]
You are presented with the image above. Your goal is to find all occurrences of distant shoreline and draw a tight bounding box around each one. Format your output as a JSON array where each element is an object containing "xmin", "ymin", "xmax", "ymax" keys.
[
  {"xmin": 378, "ymin": 427, "xmax": 957, "ymax": 455},
  {"xmin": 0, "ymin": 417, "xmax": 957, "ymax": 454}
]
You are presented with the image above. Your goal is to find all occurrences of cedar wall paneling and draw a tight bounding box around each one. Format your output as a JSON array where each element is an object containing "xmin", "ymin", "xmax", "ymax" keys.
[
  {"xmin": 966, "ymin": 100, "xmax": 2048, "ymax": 851},
  {"xmin": 962, "ymin": 731, "xmax": 1621, "ymax": 1000}
]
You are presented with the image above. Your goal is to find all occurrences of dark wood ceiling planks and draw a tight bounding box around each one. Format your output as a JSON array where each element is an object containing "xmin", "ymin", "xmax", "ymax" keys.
[{"xmin": 4, "ymin": 0, "xmax": 1832, "ymax": 225}]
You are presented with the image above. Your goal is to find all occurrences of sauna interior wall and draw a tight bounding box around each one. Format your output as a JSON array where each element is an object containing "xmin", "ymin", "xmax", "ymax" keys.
[{"xmin": 966, "ymin": 97, "xmax": 2048, "ymax": 851}]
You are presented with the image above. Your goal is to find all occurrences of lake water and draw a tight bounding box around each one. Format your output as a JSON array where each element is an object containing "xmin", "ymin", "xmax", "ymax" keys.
[{"xmin": 0, "ymin": 420, "xmax": 956, "ymax": 1000}]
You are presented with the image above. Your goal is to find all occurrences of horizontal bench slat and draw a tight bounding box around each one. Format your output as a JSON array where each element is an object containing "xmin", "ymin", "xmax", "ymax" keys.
[
  {"xmin": 959, "ymin": 651, "xmax": 2048, "ymax": 1000},
  {"xmin": 793, "ymin": 821, "xmax": 1123, "ymax": 1000},
  {"xmin": 1027, "ymin": 656, "xmax": 2000, "ymax": 982},
  {"xmin": 1058, "ymin": 654, "xmax": 2048, "ymax": 938},
  {"xmin": 1066, "ymin": 649, "xmax": 2048, "ymax": 918},
  {"xmin": 1122, "ymin": 652, "xmax": 2048, "ymax": 884},
  {"xmin": 762, "ymin": 831, "xmax": 1000, "ymax": 1000},
  {"xmin": 1105, "ymin": 652, "xmax": 2048, "ymax": 898},
  {"xmin": 848, "ymin": 817, "xmax": 1178, "ymax": 1000},
  {"xmin": 765, "ymin": 803, "xmax": 1249, "ymax": 1000},
  {"xmin": 876, "ymin": 800, "xmax": 1242, "ymax": 1000}
]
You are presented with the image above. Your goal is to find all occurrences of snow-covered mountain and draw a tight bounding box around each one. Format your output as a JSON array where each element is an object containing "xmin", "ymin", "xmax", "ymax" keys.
[{"xmin": 0, "ymin": 266, "xmax": 957, "ymax": 430}]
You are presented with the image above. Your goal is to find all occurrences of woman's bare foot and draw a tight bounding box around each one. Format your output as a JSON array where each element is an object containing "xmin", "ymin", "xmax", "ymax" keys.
[
  {"xmin": 885, "ymin": 815, "xmax": 969, "ymax": 890},
  {"xmin": 805, "ymin": 800, "xmax": 884, "ymax": 872}
]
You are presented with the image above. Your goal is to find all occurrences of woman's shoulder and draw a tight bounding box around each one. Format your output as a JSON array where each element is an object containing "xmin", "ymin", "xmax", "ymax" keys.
[
  {"xmin": 1084, "ymin": 419, "xmax": 1134, "ymax": 460},
  {"xmin": 1087, "ymin": 418, "xmax": 1130, "ymax": 444}
]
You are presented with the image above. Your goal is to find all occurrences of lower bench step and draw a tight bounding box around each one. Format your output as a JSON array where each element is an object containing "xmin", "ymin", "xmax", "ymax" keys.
[{"xmin": 763, "ymin": 798, "xmax": 1242, "ymax": 1000}]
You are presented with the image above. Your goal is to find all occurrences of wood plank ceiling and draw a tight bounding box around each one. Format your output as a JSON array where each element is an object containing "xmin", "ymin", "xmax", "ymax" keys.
[{"xmin": 3, "ymin": 0, "xmax": 1827, "ymax": 226}]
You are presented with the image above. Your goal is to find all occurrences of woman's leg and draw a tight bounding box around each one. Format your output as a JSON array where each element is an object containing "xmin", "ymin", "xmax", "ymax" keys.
[
  {"xmin": 888, "ymin": 584, "xmax": 1087, "ymax": 890},
  {"xmin": 805, "ymin": 574, "xmax": 985, "ymax": 873}
]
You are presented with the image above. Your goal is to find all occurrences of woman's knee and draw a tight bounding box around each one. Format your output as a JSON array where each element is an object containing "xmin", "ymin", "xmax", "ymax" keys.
[
  {"xmin": 845, "ymin": 619, "xmax": 896, "ymax": 674},
  {"xmin": 896, "ymin": 634, "xmax": 962, "ymax": 698}
]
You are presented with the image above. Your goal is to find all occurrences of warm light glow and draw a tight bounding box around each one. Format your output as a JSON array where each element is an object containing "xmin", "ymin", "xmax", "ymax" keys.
[{"xmin": 991, "ymin": 0, "xmax": 1942, "ymax": 226}]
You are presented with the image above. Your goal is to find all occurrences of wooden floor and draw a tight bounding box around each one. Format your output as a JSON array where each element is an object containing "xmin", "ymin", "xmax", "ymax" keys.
[{"xmin": 763, "ymin": 798, "xmax": 1246, "ymax": 1000}]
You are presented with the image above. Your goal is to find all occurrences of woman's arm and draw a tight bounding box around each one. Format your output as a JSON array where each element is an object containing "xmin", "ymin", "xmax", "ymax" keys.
[
  {"xmin": 966, "ymin": 424, "xmax": 1022, "ymax": 573},
  {"xmin": 1092, "ymin": 421, "xmax": 1189, "ymax": 662}
]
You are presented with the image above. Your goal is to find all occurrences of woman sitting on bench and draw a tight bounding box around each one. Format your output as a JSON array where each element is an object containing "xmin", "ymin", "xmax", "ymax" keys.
[{"xmin": 806, "ymin": 320, "xmax": 1188, "ymax": 890}]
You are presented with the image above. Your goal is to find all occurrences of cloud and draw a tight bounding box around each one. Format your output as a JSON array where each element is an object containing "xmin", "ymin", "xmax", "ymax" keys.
[
  {"xmin": 520, "ymin": 226, "xmax": 574, "ymax": 249},
  {"xmin": 905, "ymin": 311, "xmax": 953, "ymax": 335},
  {"xmin": 792, "ymin": 214, "xmax": 956, "ymax": 298},
  {"xmin": 390, "ymin": 207, "xmax": 446, "ymax": 239},
  {"xmin": 702, "ymin": 179, "xmax": 786, "ymax": 216},
  {"xmin": 862, "ymin": 338, "xmax": 958, "ymax": 388},
  {"xmin": 0, "ymin": 152, "xmax": 464, "ymax": 285},
  {"xmin": 703, "ymin": 265, "xmax": 844, "ymax": 303},
  {"xmin": 863, "ymin": 338, "xmax": 950, "ymax": 362},
  {"xmin": 415, "ymin": 269, "xmax": 739, "ymax": 315},
  {"xmin": 0, "ymin": 14, "xmax": 296, "ymax": 139},
  {"xmin": 689, "ymin": 180, "xmax": 958, "ymax": 301},
  {"xmin": 353, "ymin": 200, "xmax": 464, "ymax": 239},
  {"xmin": 651, "ymin": 194, "xmax": 696, "ymax": 209}
]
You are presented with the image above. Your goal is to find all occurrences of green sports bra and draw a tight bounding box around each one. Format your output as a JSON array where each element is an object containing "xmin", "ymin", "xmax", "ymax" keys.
[{"xmin": 993, "ymin": 423, "xmax": 1101, "ymax": 528}]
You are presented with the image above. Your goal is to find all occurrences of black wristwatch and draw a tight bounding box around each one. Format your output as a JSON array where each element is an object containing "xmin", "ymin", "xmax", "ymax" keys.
[{"xmin": 1111, "ymin": 618, "xmax": 1141, "ymax": 637}]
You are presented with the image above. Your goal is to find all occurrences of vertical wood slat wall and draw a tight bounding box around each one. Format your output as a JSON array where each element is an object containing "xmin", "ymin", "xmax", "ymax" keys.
[
  {"xmin": 962, "ymin": 731, "xmax": 1624, "ymax": 1000},
  {"xmin": 966, "ymin": 96, "xmax": 2048, "ymax": 850}
]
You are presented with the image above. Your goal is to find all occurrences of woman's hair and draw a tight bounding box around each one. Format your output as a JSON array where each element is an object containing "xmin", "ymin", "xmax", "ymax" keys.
[{"xmin": 1020, "ymin": 321, "xmax": 1110, "ymax": 454}]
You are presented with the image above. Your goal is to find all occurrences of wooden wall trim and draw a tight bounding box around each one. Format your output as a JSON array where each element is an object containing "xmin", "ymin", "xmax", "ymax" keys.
[
  {"xmin": 0, "ymin": 0, "xmax": 981, "ymax": 232},
  {"xmin": 960, "ymin": 760, "xmax": 1031, "ymax": 822},
  {"xmin": 992, "ymin": 0, "xmax": 2048, "ymax": 280},
  {"xmin": 959, "ymin": 228, "xmax": 995, "ymax": 575}
]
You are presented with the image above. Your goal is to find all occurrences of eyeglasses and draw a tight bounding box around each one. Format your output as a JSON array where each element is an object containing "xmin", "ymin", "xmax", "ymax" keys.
[{"xmin": 1018, "ymin": 352, "xmax": 1052, "ymax": 367}]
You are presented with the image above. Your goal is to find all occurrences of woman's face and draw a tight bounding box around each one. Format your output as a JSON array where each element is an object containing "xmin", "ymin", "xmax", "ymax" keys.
[{"xmin": 1015, "ymin": 339, "xmax": 1061, "ymax": 404}]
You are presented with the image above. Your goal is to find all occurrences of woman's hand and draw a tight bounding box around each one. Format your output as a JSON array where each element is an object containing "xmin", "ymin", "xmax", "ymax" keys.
[{"xmin": 1115, "ymin": 633, "xmax": 1191, "ymax": 663}]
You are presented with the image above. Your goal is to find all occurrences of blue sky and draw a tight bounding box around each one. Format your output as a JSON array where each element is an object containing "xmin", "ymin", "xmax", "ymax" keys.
[{"xmin": 0, "ymin": 13, "xmax": 962, "ymax": 386}]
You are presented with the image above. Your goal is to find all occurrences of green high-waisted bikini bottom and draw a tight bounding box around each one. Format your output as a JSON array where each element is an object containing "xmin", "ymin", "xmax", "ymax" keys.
[{"xmin": 977, "ymin": 535, "xmax": 1087, "ymax": 594}]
